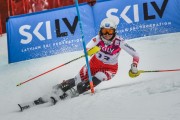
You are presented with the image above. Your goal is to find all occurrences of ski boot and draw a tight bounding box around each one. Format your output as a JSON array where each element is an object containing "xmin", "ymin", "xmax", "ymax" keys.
[
  {"xmin": 77, "ymin": 77, "xmax": 101, "ymax": 94},
  {"xmin": 50, "ymin": 78, "xmax": 76, "ymax": 104},
  {"xmin": 34, "ymin": 97, "xmax": 46, "ymax": 105}
]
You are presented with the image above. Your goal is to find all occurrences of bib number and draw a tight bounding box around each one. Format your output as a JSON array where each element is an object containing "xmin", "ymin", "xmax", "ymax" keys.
[{"xmin": 98, "ymin": 53, "xmax": 110, "ymax": 61}]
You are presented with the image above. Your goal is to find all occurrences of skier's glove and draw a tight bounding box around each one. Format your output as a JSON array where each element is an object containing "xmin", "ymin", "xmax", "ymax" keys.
[{"xmin": 129, "ymin": 63, "xmax": 140, "ymax": 78}]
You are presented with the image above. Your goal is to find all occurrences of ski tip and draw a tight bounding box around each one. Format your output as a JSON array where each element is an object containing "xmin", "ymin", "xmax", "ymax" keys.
[{"xmin": 18, "ymin": 104, "xmax": 23, "ymax": 112}]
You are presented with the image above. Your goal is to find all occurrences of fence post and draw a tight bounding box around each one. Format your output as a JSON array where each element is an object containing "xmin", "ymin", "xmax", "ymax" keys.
[
  {"xmin": 22, "ymin": 0, "xmax": 26, "ymax": 14},
  {"xmin": 10, "ymin": 0, "xmax": 15, "ymax": 16},
  {"xmin": 0, "ymin": 14, "xmax": 2, "ymax": 36},
  {"xmin": 57, "ymin": 0, "xmax": 61, "ymax": 7},
  {"xmin": 7, "ymin": 0, "xmax": 10, "ymax": 17},
  {"xmin": 24, "ymin": 0, "xmax": 29, "ymax": 13}
]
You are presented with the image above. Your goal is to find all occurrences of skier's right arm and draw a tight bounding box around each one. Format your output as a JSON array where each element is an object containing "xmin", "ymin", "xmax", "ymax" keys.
[
  {"xmin": 86, "ymin": 35, "xmax": 100, "ymax": 56},
  {"xmin": 86, "ymin": 35, "xmax": 100, "ymax": 50}
]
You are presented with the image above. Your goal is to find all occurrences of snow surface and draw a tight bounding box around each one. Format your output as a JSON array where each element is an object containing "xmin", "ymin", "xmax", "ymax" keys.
[{"xmin": 0, "ymin": 32, "xmax": 180, "ymax": 120}]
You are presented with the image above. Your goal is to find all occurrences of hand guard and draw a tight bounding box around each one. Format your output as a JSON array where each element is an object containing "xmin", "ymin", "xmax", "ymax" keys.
[
  {"xmin": 87, "ymin": 46, "xmax": 100, "ymax": 56},
  {"xmin": 129, "ymin": 63, "xmax": 140, "ymax": 78}
]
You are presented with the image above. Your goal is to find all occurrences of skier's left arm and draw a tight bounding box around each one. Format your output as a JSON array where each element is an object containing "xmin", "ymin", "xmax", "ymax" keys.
[{"xmin": 120, "ymin": 40, "xmax": 140, "ymax": 78}]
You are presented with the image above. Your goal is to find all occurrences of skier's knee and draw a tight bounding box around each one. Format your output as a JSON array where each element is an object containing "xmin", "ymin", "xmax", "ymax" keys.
[{"xmin": 95, "ymin": 71, "xmax": 114, "ymax": 81}]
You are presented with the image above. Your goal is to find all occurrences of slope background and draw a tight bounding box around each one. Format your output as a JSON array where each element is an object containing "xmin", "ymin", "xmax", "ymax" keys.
[{"xmin": 0, "ymin": 32, "xmax": 180, "ymax": 120}]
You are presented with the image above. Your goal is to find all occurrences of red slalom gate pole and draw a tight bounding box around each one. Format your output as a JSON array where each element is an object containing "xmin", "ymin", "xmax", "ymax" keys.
[
  {"xmin": 16, "ymin": 55, "xmax": 85, "ymax": 87},
  {"xmin": 16, "ymin": 46, "xmax": 100, "ymax": 87}
]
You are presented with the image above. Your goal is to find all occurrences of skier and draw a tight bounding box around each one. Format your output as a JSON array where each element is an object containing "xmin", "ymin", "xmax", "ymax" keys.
[
  {"xmin": 57, "ymin": 17, "xmax": 140, "ymax": 92},
  {"xmin": 18, "ymin": 18, "xmax": 140, "ymax": 111}
]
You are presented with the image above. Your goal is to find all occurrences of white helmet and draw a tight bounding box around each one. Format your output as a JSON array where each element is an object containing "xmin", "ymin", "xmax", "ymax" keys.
[
  {"xmin": 100, "ymin": 18, "xmax": 117, "ymax": 29},
  {"xmin": 99, "ymin": 18, "xmax": 117, "ymax": 45}
]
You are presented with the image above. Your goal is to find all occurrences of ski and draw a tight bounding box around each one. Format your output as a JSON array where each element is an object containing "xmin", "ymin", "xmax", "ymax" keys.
[
  {"xmin": 18, "ymin": 101, "xmax": 36, "ymax": 112},
  {"xmin": 18, "ymin": 96, "xmax": 58, "ymax": 112},
  {"xmin": 18, "ymin": 103, "xmax": 32, "ymax": 112},
  {"xmin": 18, "ymin": 84, "xmax": 105, "ymax": 112}
]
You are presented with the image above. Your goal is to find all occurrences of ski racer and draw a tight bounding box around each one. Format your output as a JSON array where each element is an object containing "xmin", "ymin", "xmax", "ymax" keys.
[
  {"xmin": 30, "ymin": 18, "xmax": 140, "ymax": 106},
  {"xmin": 58, "ymin": 17, "xmax": 140, "ymax": 92}
]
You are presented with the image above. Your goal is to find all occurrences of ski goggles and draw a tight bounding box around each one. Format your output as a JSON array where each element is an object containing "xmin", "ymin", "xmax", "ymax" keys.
[{"xmin": 101, "ymin": 28, "xmax": 115, "ymax": 35}]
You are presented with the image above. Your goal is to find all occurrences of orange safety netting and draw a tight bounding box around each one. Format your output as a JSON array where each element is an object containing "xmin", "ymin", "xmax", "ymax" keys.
[{"xmin": 0, "ymin": 0, "xmax": 96, "ymax": 34}]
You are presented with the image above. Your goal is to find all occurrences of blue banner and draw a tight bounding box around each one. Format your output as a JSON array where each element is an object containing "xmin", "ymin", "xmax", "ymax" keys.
[
  {"xmin": 6, "ymin": 0, "xmax": 180, "ymax": 63},
  {"xmin": 7, "ymin": 4, "xmax": 95, "ymax": 63},
  {"xmin": 93, "ymin": 0, "xmax": 180, "ymax": 39}
]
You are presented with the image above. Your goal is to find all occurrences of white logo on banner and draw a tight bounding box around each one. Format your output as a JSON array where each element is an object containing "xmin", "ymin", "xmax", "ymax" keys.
[
  {"xmin": 19, "ymin": 21, "xmax": 52, "ymax": 44},
  {"xmin": 106, "ymin": 0, "xmax": 168, "ymax": 25}
]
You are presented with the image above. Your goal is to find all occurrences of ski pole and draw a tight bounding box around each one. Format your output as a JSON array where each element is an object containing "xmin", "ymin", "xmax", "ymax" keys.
[
  {"xmin": 16, "ymin": 46, "xmax": 100, "ymax": 87},
  {"xmin": 138, "ymin": 68, "xmax": 180, "ymax": 75}
]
